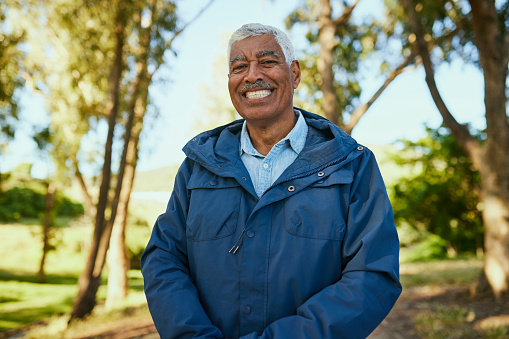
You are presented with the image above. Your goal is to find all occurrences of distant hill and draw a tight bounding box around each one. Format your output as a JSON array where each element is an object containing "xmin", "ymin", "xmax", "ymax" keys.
[{"xmin": 132, "ymin": 165, "xmax": 179, "ymax": 192}]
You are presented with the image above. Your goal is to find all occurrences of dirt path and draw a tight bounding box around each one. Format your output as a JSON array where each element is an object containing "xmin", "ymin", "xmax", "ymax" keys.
[{"xmin": 8, "ymin": 284, "xmax": 508, "ymax": 339}]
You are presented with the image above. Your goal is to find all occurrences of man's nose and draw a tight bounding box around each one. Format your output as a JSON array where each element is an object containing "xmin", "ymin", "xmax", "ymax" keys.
[{"xmin": 245, "ymin": 62, "xmax": 263, "ymax": 83}]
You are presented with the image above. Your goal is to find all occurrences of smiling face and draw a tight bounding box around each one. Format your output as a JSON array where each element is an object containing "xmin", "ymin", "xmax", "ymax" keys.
[{"xmin": 228, "ymin": 34, "xmax": 301, "ymax": 127}]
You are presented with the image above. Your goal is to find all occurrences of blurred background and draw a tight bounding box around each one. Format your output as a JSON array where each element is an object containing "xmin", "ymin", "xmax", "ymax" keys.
[{"xmin": 1, "ymin": 0, "xmax": 508, "ymax": 338}]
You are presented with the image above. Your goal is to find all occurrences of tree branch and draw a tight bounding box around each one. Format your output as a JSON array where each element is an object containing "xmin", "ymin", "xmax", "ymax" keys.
[
  {"xmin": 165, "ymin": 0, "xmax": 216, "ymax": 50},
  {"xmin": 503, "ymin": 27, "xmax": 509, "ymax": 73},
  {"xmin": 400, "ymin": 0, "xmax": 483, "ymax": 168},
  {"xmin": 334, "ymin": 0, "xmax": 360, "ymax": 29},
  {"xmin": 343, "ymin": 51, "xmax": 418, "ymax": 134},
  {"xmin": 71, "ymin": 154, "xmax": 96, "ymax": 218}
]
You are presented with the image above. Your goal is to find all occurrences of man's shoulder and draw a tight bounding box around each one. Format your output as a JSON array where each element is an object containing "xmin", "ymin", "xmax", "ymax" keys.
[
  {"xmin": 188, "ymin": 119, "xmax": 244, "ymax": 146},
  {"xmin": 181, "ymin": 119, "xmax": 244, "ymax": 170}
]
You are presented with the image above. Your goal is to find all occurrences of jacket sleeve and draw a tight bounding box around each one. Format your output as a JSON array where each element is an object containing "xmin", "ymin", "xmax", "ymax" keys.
[
  {"xmin": 141, "ymin": 159, "xmax": 224, "ymax": 339},
  {"xmin": 241, "ymin": 149, "xmax": 401, "ymax": 339}
]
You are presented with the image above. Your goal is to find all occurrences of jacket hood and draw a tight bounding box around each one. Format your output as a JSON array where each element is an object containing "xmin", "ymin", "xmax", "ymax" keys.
[{"xmin": 182, "ymin": 108, "xmax": 359, "ymax": 176}]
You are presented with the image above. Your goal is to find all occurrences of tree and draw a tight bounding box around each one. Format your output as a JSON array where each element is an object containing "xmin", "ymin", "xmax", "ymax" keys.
[
  {"xmin": 105, "ymin": 0, "xmax": 215, "ymax": 309},
  {"xmin": 7, "ymin": 0, "xmax": 213, "ymax": 318},
  {"xmin": 70, "ymin": 0, "xmax": 129, "ymax": 320},
  {"xmin": 397, "ymin": 0, "xmax": 509, "ymax": 296},
  {"xmin": 37, "ymin": 182, "xmax": 56, "ymax": 283},
  {"xmin": 0, "ymin": 0, "xmax": 27, "ymax": 189},
  {"xmin": 286, "ymin": 0, "xmax": 418, "ymax": 132}
]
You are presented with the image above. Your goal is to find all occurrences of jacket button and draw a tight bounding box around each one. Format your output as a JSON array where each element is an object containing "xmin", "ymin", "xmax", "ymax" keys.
[
  {"xmin": 210, "ymin": 180, "xmax": 217, "ymax": 186},
  {"xmin": 288, "ymin": 186, "xmax": 295, "ymax": 192},
  {"xmin": 242, "ymin": 177, "xmax": 247, "ymax": 181},
  {"xmin": 246, "ymin": 230, "xmax": 255, "ymax": 238},
  {"xmin": 241, "ymin": 306, "xmax": 251, "ymax": 314},
  {"xmin": 317, "ymin": 171, "xmax": 324, "ymax": 177},
  {"xmin": 357, "ymin": 146, "xmax": 364, "ymax": 151}
]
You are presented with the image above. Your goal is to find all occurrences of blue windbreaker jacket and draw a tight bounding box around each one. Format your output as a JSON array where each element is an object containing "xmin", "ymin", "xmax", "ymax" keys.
[{"xmin": 141, "ymin": 109, "xmax": 401, "ymax": 339}]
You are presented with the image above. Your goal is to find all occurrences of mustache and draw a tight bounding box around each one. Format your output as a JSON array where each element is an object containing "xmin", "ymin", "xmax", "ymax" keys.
[{"xmin": 242, "ymin": 80, "xmax": 273, "ymax": 92}]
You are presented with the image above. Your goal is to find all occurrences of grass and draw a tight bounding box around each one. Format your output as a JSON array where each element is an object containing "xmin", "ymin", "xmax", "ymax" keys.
[
  {"xmin": 1, "ymin": 209, "xmax": 507, "ymax": 338},
  {"xmin": 400, "ymin": 258, "xmax": 484, "ymax": 288},
  {"xmin": 413, "ymin": 304, "xmax": 478, "ymax": 338},
  {"xmin": 0, "ymin": 215, "xmax": 154, "ymax": 335},
  {"xmin": 396, "ymin": 259, "xmax": 509, "ymax": 338}
]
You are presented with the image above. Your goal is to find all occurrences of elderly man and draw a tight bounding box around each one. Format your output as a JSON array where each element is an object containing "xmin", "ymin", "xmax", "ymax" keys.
[{"xmin": 141, "ymin": 23, "xmax": 401, "ymax": 339}]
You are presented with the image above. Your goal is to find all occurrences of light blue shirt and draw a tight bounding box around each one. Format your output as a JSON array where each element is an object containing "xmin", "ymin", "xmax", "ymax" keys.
[{"xmin": 240, "ymin": 109, "xmax": 308, "ymax": 198}]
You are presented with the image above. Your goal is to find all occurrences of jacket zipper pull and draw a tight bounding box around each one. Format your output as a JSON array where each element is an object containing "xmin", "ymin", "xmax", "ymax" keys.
[{"xmin": 229, "ymin": 230, "xmax": 245, "ymax": 254}]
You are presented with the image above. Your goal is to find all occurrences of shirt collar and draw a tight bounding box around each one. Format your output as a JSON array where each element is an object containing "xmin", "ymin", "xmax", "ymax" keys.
[{"xmin": 239, "ymin": 109, "xmax": 308, "ymax": 157}]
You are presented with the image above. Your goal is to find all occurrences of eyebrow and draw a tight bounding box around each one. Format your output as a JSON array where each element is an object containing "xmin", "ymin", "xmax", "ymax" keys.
[
  {"xmin": 230, "ymin": 55, "xmax": 246, "ymax": 66},
  {"xmin": 256, "ymin": 50, "xmax": 281, "ymax": 59}
]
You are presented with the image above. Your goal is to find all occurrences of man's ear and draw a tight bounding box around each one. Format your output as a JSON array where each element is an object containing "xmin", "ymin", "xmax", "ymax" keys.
[{"xmin": 291, "ymin": 60, "xmax": 301, "ymax": 89}]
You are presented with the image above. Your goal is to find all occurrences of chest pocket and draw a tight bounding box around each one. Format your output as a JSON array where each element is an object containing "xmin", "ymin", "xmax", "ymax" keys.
[
  {"xmin": 284, "ymin": 170, "xmax": 353, "ymax": 240},
  {"xmin": 186, "ymin": 175, "xmax": 241, "ymax": 241}
]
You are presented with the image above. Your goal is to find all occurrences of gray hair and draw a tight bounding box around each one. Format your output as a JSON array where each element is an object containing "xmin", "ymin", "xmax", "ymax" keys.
[{"xmin": 227, "ymin": 23, "xmax": 296, "ymax": 68}]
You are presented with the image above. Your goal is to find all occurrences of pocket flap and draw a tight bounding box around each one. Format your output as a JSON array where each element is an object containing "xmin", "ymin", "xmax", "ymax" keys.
[
  {"xmin": 310, "ymin": 169, "xmax": 354, "ymax": 187},
  {"xmin": 188, "ymin": 175, "xmax": 241, "ymax": 190}
]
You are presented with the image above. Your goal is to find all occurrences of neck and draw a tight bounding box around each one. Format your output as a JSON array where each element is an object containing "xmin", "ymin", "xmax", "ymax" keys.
[{"xmin": 246, "ymin": 112, "xmax": 297, "ymax": 156}]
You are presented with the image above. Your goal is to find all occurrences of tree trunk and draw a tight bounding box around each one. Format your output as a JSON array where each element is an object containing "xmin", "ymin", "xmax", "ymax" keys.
[
  {"xmin": 468, "ymin": 0, "xmax": 509, "ymax": 297},
  {"xmin": 401, "ymin": 0, "xmax": 509, "ymax": 297},
  {"xmin": 343, "ymin": 51, "xmax": 417, "ymax": 134},
  {"xmin": 72, "ymin": 154, "xmax": 96, "ymax": 218},
  {"xmin": 106, "ymin": 8, "xmax": 152, "ymax": 306},
  {"xmin": 318, "ymin": 0, "xmax": 340, "ymax": 126},
  {"xmin": 106, "ymin": 120, "xmax": 143, "ymax": 308},
  {"xmin": 38, "ymin": 182, "xmax": 55, "ymax": 284},
  {"xmin": 70, "ymin": 1, "xmax": 127, "ymax": 320},
  {"xmin": 105, "ymin": 204, "xmax": 130, "ymax": 308}
]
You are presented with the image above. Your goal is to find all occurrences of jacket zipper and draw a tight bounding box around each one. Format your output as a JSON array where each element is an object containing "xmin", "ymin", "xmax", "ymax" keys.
[{"xmin": 228, "ymin": 145, "xmax": 358, "ymax": 255}]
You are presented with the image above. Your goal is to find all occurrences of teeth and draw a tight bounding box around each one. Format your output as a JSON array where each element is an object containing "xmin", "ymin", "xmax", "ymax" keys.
[{"xmin": 246, "ymin": 90, "xmax": 271, "ymax": 99}]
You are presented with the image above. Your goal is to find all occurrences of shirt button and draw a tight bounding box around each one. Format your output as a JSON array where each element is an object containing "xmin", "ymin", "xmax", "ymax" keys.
[
  {"xmin": 357, "ymin": 146, "xmax": 364, "ymax": 151},
  {"xmin": 263, "ymin": 163, "xmax": 269, "ymax": 169},
  {"xmin": 241, "ymin": 306, "xmax": 251, "ymax": 314},
  {"xmin": 210, "ymin": 180, "xmax": 217, "ymax": 186},
  {"xmin": 288, "ymin": 185, "xmax": 295, "ymax": 192},
  {"xmin": 317, "ymin": 171, "xmax": 325, "ymax": 177},
  {"xmin": 246, "ymin": 230, "xmax": 255, "ymax": 238}
]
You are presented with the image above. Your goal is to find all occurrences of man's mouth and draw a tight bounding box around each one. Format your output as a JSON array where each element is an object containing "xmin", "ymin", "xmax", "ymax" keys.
[{"xmin": 245, "ymin": 90, "xmax": 272, "ymax": 99}]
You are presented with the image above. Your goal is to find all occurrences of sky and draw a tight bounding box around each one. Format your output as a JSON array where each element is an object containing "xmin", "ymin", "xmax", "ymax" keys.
[
  {"xmin": 3, "ymin": 0, "xmax": 486, "ymax": 176},
  {"xmin": 134, "ymin": 0, "xmax": 485, "ymax": 172}
]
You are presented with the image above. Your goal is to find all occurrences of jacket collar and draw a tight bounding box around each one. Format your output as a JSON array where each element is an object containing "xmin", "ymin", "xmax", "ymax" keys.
[{"xmin": 182, "ymin": 108, "xmax": 358, "ymax": 178}]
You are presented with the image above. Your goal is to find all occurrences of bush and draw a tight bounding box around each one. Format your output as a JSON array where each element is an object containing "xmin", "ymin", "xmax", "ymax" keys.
[
  {"xmin": 0, "ymin": 187, "xmax": 84, "ymax": 222},
  {"xmin": 0, "ymin": 187, "xmax": 45, "ymax": 221},
  {"xmin": 401, "ymin": 234, "xmax": 448, "ymax": 263},
  {"xmin": 55, "ymin": 194, "xmax": 84, "ymax": 217},
  {"xmin": 390, "ymin": 126, "xmax": 484, "ymax": 255}
]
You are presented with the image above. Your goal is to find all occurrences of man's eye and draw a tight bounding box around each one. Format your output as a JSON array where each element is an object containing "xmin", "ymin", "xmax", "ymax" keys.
[
  {"xmin": 232, "ymin": 65, "xmax": 247, "ymax": 73},
  {"xmin": 261, "ymin": 60, "xmax": 277, "ymax": 66}
]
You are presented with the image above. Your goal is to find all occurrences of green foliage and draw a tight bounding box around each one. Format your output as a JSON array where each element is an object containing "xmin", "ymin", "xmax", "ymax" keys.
[
  {"xmin": 383, "ymin": 0, "xmax": 477, "ymax": 64},
  {"xmin": 0, "ymin": 187, "xmax": 84, "ymax": 222},
  {"xmin": 401, "ymin": 234, "xmax": 448, "ymax": 263},
  {"xmin": 0, "ymin": 1, "xmax": 25, "ymax": 142},
  {"xmin": 391, "ymin": 126, "xmax": 483, "ymax": 255}
]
